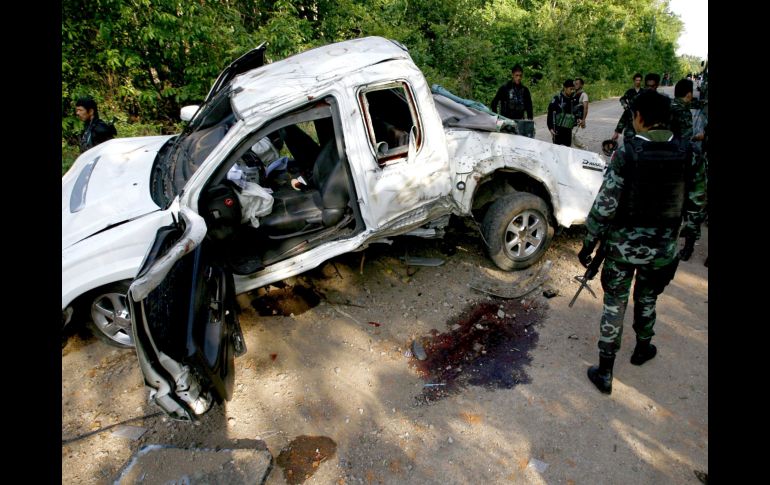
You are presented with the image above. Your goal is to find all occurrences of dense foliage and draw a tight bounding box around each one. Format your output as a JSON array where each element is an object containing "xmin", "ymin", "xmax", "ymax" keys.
[{"xmin": 62, "ymin": 0, "xmax": 704, "ymax": 171}]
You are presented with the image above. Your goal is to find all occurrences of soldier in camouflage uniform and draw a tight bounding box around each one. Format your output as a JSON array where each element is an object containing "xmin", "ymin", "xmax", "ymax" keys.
[
  {"xmin": 670, "ymin": 79, "xmax": 698, "ymax": 141},
  {"xmin": 670, "ymin": 78, "xmax": 707, "ymax": 261},
  {"xmin": 578, "ymin": 90, "xmax": 707, "ymax": 394},
  {"xmin": 611, "ymin": 73, "xmax": 659, "ymax": 143}
]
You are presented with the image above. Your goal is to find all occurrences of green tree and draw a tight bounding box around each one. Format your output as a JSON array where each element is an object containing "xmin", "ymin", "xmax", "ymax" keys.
[{"xmin": 63, "ymin": 0, "xmax": 687, "ymax": 172}]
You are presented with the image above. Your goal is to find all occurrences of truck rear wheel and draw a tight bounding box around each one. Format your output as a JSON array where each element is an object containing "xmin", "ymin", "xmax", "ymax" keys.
[{"xmin": 482, "ymin": 193, "xmax": 553, "ymax": 270}]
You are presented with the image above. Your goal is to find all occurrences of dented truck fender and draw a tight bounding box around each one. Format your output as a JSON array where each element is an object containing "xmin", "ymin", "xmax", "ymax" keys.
[{"xmin": 445, "ymin": 130, "xmax": 605, "ymax": 227}]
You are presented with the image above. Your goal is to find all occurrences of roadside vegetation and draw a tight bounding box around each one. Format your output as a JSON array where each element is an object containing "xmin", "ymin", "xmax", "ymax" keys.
[{"xmin": 62, "ymin": 0, "xmax": 705, "ymax": 172}]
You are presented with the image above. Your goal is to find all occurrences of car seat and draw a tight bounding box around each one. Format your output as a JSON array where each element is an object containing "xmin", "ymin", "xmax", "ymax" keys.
[{"xmin": 258, "ymin": 139, "xmax": 350, "ymax": 238}]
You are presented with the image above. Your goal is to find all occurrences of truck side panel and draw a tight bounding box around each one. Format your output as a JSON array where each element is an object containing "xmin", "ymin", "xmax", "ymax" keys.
[{"xmin": 445, "ymin": 130, "xmax": 605, "ymax": 227}]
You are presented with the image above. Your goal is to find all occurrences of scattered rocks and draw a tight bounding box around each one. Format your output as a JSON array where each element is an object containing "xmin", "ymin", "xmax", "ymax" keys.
[{"xmin": 543, "ymin": 289, "xmax": 559, "ymax": 298}]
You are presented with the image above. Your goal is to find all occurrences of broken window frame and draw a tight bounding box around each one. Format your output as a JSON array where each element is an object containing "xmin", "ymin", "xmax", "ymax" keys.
[{"xmin": 358, "ymin": 80, "xmax": 423, "ymax": 167}]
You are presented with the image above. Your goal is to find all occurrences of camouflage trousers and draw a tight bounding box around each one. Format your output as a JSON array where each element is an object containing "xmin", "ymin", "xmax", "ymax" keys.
[{"xmin": 597, "ymin": 258, "xmax": 679, "ymax": 356}]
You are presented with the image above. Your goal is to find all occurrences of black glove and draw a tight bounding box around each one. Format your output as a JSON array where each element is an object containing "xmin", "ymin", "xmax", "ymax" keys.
[
  {"xmin": 578, "ymin": 244, "xmax": 594, "ymax": 268},
  {"xmin": 679, "ymin": 236, "xmax": 696, "ymax": 261}
]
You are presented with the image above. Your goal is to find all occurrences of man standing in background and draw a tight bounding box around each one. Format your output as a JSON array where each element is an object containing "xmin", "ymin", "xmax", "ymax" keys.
[
  {"xmin": 669, "ymin": 78, "xmax": 706, "ymax": 262},
  {"xmin": 76, "ymin": 96, "xmax": 116, "ymax": 153},
  {"xmin": 574, "ymin": 78, "xmax": 589, "ymax": 128},
  {"xmin": 547, "ymin": 79, "xmax": 579, "ymax": 146},
  {"xmin": 612, "ymin": 73, "xmax": 659, "ymax": 142},
  {"xmin": 491, "ymin": 64, "xmax": 533, "ymax": 121}
]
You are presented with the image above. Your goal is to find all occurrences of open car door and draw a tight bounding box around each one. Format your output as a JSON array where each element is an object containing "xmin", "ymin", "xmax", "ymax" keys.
[
  {"xmin": 205, "ymin": 43, "xmax": 266, "ymax": 103},
  {"xmin": 128, "ymin": 207, "xmax": 246, "ymax": 421},
  {"xmin": 182, "ymin": 44, "xmax": 267, "ymax": 125}
]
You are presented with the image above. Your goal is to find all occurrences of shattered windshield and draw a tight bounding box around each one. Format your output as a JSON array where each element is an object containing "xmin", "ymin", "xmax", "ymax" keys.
[{"xmin": 150, "ymin": 88, "xmax": 237, "ymax": 208}]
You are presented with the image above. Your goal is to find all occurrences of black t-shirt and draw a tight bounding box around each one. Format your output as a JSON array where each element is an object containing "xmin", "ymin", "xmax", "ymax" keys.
[
  {"xmin": 491, "ymin": 81, "xmax": 533, "ymax": 120},
  {"xmin": 80, "ymin": 118, "xmax": 117, "ymax": 152}
]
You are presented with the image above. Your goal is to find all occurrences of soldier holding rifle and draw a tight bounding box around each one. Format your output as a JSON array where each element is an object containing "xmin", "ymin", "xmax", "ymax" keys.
[{"xmin": 576, "ymin": 90, "xmax": 706, "ymax": 395}]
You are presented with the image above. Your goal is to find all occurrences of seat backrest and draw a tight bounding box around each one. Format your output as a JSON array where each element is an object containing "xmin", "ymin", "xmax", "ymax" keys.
[
  {"xmin": 312, "ymin": 139, "xmax": 337, "ymax": 187},
  {"xmin": 313, "ymin": 139, "xmax": 349, "ymax": 213}
]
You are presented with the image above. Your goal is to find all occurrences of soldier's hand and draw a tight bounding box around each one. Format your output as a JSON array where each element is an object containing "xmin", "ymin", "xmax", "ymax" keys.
[
  {"xmin": 611, "ymin": 131, "xmax": 619, "ymax": 141},
  {"xmin": 679, "ymin": 236, "xmax": 696, "ymax": 261},
  {"xmin": 578, "ymin": 245, "xmax": 594, "ymax": 268}
]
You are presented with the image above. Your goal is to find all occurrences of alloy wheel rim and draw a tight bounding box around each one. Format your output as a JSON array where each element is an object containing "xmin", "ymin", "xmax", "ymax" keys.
[
  {"xmin": 91, "ymin": 291, "xmax": 133, "ymax": 346},
  {"xmin": 503, "ymin": 209, "xmax": 545, "ymax": 260}
]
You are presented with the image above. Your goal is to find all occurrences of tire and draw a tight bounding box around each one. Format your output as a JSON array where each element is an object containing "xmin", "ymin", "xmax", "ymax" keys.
[
  {"xmin": 85, "ymin": 281, "xmax": 134, "ymax": 348},
  {"xmin": 481, "ymin": 192, "xmax": 554, "ymax": 270}
]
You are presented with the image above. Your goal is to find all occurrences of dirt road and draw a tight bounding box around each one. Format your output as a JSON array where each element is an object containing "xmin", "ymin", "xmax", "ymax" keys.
[{"xmin": 62, "ymin": 88, "xmax": 708, "ymax": 484}]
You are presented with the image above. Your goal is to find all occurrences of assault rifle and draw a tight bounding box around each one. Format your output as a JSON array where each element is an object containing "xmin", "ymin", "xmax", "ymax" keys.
[{"xmin": 568, "ymin": 242, "xmax": 607, "ymax": 307}]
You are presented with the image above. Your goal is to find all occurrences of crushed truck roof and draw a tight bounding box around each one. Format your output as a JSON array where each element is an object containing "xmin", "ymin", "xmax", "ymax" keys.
[{"xmin": 231, "ymin": 37, "xmax": 411, "ymax": 116}]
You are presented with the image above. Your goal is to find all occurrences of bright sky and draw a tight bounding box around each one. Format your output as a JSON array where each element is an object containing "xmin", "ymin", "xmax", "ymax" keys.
[{"xmin": 668, "ymin": 0, "xmax": 708, "ymax": 59}]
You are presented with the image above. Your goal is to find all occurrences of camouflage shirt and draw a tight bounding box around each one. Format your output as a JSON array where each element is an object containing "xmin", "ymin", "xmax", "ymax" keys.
[
  {"xmin": 614, "ymin": 108, "xmax": 633, "ymax": 136},
  {"xmin": 614, "ymin": 87, "xmax": 641, "ymax": 135},
  {"xmin": 669, "ymin": 98, "xmax": 693, "ymax": 142},
  {"xmin": 584, "ymin": 129, "xmax": 707, "ymax": 266}
]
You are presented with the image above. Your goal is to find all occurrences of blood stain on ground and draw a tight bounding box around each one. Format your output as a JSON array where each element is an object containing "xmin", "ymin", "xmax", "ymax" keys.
[{"xmin": 410, "ymin": 298, "xmax": 545, "ymax": 402}]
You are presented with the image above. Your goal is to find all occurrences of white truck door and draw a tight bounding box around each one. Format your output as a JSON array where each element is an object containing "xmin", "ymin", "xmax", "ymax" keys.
[{"xmin": 354, "ymin": 79, "xmax": 452, "ymax": 228}]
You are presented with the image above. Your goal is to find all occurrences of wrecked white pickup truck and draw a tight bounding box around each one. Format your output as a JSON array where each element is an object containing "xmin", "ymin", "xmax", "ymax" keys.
[{"xmin": 62, "ymin": 36, "xmax": 604, "ymax": 420}]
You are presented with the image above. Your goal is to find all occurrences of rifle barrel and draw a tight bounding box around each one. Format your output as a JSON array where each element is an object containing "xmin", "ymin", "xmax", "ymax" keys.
[{"xmin": 568, "ymin": 284, "xmax": 585, "ymax": 307}]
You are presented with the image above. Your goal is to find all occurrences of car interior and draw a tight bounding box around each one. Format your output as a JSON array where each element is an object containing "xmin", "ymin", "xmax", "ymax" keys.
[
  {"xmin": 197, "ymin": 98, "xmax": 365, "ymax": 275},
  {"xmin": 359, "ymin": 84, "xmax": 420, "ymax": 165}
]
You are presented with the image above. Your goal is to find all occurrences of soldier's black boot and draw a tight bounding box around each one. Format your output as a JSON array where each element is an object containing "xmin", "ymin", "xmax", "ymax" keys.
[
  {"xmin": 630, "ymin": 338, "xmax": 657, "ymax": 366},
  {"xmin": 587, "ymin": 353, "xmax": 614, "ymax": 394}
]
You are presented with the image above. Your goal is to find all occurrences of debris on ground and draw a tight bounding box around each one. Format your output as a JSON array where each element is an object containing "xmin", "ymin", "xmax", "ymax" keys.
[
  {"xmin": 527, "ymin": 457, "xmax": 549, "ymax": 473},
  {"xmin": 400, "ymin": 256, "xmax": 445, "ymax": 267},
  {"xmin": 111, "ymin": 425, "xmax": 147, "ymax": 441},
  {"xmin": 411, "ymin": 339, "xmax": 428, "ymax": 361},
  {"xmin": 470, "ymin": 260, "xmax": 553, "ymax": 299}
]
